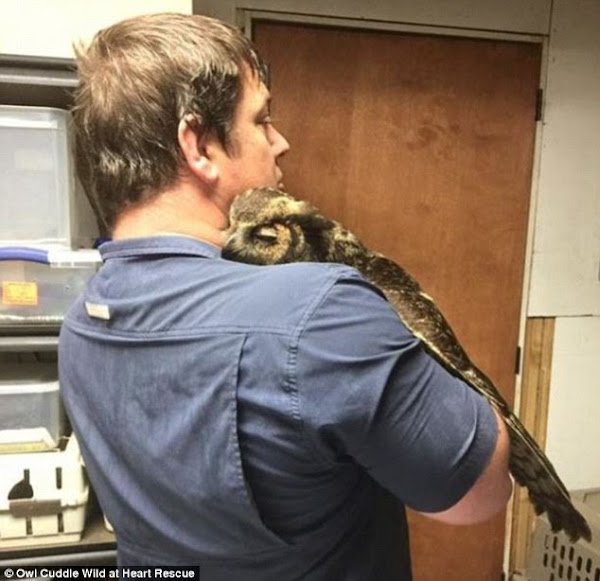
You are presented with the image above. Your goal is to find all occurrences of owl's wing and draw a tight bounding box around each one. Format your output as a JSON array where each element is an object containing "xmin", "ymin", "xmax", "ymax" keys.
[
  {"xmin": 361, "ymin": 254, "xmax": 505, "ymax": 403},
  {"xmin": 360, "ymin": 253, "xmax": 591, "ymax": 542}
]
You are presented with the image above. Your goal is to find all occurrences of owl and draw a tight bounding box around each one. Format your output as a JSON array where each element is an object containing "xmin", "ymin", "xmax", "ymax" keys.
[{"xmin": 222, "ymin": 186, "xmax": 591, "ymax": 543}]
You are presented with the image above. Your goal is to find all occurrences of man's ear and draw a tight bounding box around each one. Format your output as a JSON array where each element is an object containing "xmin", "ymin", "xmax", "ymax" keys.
[{"xmin": 177, "ymin": 116, "xmax": 219, "ymax": 184}]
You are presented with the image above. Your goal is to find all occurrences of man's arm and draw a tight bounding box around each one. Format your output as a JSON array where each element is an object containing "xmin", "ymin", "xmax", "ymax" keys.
[
  {"xmin": 419, "ymin": 408, "xmax": 512, "ymax": 525},
  {"xmin": 296, "ymin": 270, "xmax": 513, "ymax": 518}
]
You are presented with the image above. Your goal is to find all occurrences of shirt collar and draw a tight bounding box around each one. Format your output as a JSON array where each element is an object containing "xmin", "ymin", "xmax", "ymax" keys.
[{"xmin": 98, "ymin": 235, "xmax": 222, "ymax": 261}]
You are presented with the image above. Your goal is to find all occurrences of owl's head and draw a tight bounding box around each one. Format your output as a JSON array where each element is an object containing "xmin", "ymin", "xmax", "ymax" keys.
[{"xmin": 222, "ymin": 187, "xmax": 337, "ymax": 265}]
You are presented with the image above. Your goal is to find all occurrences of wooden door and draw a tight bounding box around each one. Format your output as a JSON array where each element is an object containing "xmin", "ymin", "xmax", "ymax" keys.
[{"xmin": 253, "ymin": 21, "xmax": 541, "ymax": 580}]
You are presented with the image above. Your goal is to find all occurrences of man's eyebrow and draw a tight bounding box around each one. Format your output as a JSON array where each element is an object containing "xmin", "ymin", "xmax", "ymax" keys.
[
  {"xmin": 259, "ymin": 62, "xmax": 270, "ymax": 88},
  {"xmin": 258, "ymin": 95, "xmax": 271, "ymax": 115}
]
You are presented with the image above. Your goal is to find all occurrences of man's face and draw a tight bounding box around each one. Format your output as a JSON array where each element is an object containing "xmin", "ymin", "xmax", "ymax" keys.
[{"xmin": 213, "ymin": 69, "xmax": 290, "ymax": 212}]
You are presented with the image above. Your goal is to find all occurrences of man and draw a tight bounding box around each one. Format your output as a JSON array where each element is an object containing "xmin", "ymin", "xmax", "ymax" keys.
[{"xmin": 59, "ymin": 12, "xmax": 512, "ymax": 578}]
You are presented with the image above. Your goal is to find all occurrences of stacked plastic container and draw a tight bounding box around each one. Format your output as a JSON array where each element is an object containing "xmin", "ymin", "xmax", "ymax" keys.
[
  {"xmin": 0, "ymin": 104, "xmax": 101, "ymax": 328},
  {"xmin": 0, "ymin": 105, "xmax": 98, "ymax": 548}
]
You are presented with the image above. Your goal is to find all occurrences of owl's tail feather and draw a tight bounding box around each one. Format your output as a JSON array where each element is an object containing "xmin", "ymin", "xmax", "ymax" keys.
[
  {"xmin": 460, "ymin": 366, "xmax": 591, "ymax": 543},
  {"xmin": 505, "ymin": 413, "xmax": 591, "ymax": 543}
]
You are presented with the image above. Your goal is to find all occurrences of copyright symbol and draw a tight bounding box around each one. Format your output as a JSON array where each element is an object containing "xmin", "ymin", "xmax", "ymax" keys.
[{"xmin": 4, "ymin": 569, "xmax": 14, "ymax": 579}]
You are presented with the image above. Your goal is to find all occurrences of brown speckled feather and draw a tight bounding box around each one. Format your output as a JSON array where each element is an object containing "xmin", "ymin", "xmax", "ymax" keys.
[{"xmin": 222, "ymin": 187, "xmax": 591, "ymax": 543}]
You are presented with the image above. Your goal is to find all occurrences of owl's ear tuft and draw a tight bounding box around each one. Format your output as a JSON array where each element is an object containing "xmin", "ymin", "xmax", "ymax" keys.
[{"xmin": 296, "ymin": 212, "xmax": 333, "ymax": 233}]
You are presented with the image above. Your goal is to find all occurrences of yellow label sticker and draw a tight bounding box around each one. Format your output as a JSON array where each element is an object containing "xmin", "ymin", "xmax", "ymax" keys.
[{"xmin": 2, "ymin": 281, "xmax": 39, "ymax": 306}]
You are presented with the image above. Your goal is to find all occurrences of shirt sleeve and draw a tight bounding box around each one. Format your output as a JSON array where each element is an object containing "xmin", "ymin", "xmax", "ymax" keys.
[{"xmin": 294, "ymin": 268, "xmax": 498, "ymax": 512}]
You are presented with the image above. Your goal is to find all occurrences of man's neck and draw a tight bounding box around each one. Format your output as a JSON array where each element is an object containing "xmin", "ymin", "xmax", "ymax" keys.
[{"xmin": 111, "ymin": 181, "xmax": 228, "ymax": 248}]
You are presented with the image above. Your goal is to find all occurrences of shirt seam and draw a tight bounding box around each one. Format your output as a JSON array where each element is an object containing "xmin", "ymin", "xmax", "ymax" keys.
[
  {"xmin": 284, "ymin": 269, "xmax": 352, "ymax": 467},
  {"xmin": 63, "ymin": 318, "xmax": 292, "ymax": 339}
]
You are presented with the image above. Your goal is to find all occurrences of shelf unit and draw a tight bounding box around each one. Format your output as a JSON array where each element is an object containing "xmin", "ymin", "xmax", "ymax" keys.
[
  {"xmin": 0, "ymin": 54, "xmax": 77, "ymax": 109},
  {"xmin": 0, "ymin": 54, "xmax": 117, "ymax": 565}
]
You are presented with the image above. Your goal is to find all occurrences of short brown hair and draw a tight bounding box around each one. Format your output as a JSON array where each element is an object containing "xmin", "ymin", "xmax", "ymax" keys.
[{"xmin": 72, "ymin": 13, "xmax": 265, "ymax": 232}]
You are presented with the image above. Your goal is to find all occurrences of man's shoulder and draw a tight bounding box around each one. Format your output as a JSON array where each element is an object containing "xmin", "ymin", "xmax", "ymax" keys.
[
  {"xmin": 219, "ymin": 260, "xmax": 368, "ymax": 331},
  {"xmin": 239, "ymin": 260, "xmax": 361, "ymax": 287}
]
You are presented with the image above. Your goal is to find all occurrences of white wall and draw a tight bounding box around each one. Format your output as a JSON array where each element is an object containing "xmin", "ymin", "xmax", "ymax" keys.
[
  {"xmin": 0, "ymin": 0, "xmax": 192, "ymax": 58},
  {"xmin": 545, "ymin": 317, "xmax": 600, "ymax": 490},
  {"xmin": 528, "ymin": 0, "xmax": 600, "ymax": 317}
]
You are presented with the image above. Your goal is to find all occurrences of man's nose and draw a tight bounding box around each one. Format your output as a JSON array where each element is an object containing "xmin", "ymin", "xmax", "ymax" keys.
[{"xmin": 272, "ymin": 126, "xmax": 290, "ymax": 156}]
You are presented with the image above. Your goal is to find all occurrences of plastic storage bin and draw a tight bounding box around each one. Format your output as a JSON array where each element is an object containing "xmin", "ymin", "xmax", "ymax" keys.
[
  {"xmin": 0, "ymin": 435, "xmax": 89, "ymax": 548},
  {"xmin": 0, "ymin": 361, "xmax": 65, "ymax": 453},
  {"xmin": 526, "ymin": 488, "xmax": 600, "ymax": 580},
  {"xmin": 0, "ymin": 105, "xmax": 98, "ymax": 248},
  {"xmin": 0, "ymin": 248, "xmax": 100, "ymax": 328}
]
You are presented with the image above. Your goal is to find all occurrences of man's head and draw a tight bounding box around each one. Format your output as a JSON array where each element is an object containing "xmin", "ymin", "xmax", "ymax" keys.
[{"xmin": 72, "ymin": 13, "xmax": 288, "ymax": 234}]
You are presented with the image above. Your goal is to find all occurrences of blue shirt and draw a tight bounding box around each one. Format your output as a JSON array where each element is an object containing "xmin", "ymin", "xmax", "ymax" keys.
[{"xmin": 58, "ymin": 236, "xmax": 497, "ymax": 579}]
